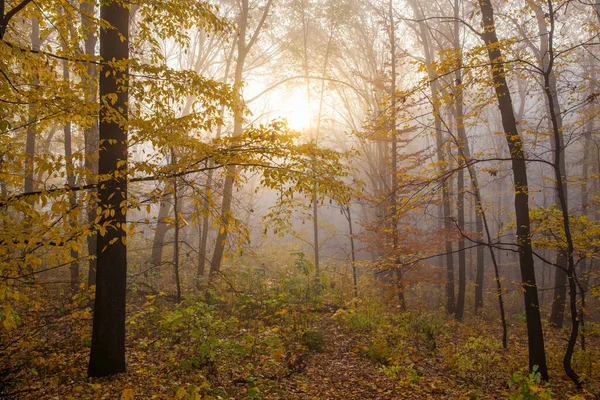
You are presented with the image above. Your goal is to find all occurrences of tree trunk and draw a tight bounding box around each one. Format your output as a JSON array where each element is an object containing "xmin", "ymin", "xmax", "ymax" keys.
[
  {"xmin": 453, "ymin": 0, "xmax": 467, "ymax": 321},
  {"xmin": 24, "ymin": 17, "xmax": 39, "ymax": 196},
  {"xmin": 88, "ymin": 0, "xmax": 129, "ymax": 377},
  {"xmin": 537, "ymin": 0, "xmax": 579, "ymax": 385},
  {"xmin": 209, "ymin": 1, "xmax": 249, "ymax": 282},
  {"xmin": 196, "ymin": 40, "xmax": 236, "ymax": 288},
  {"xmin": 447, "ymin": 23, "xmax": 505, "ymax": 342},
  {"xmin": 388, "ymin": 0, "xmax": 405, "ymax": 310},
  {"xmin": 81, "ymin": 1, "xmax": 99, "ymax": 287},
  {"xmin": 455, "ymin": 145, "xmax": 466, "ymax": 321},
  {"xmin": 151, "ymin": 194, "xmax": 172, "ymax": 271},
  {"xmin": 197, "ymin": 170, "xmax": 212, "ymax": 286},
  {"xmin": 172, "ymin": 151, "xmax": 182, "ymax": 303},
  {"xmin": 478, "ymin": 0, "xmax": 547, "ymax": 379},
  {"xmin": 348, "ymin": 204, "xmax": 358, "ymax": 299},
  {"xmin": 474, "ymin": 208, "xmax": 484, "ymax": 311},
  {"xmin": 407, "ymin": 0, "xmax": 453, "ymax": 313},
  {"xmin": 61, "ymin": 15, "xmax": 79, "ymax": 293},
  {"xmin": 527, "ymin": 4, "xmax": 569, "ymax": 328},
  {"xmin": 209, "ymin": 0, "xmax": 273, "ymax": 284}
]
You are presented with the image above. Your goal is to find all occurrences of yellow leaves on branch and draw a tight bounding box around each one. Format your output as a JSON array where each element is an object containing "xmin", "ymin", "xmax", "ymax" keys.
[{"xmin": 0, "ymin": 0, "xmax": 354, "ymax": 340}]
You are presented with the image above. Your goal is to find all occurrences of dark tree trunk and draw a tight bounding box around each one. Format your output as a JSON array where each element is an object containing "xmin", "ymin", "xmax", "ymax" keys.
[
  {"xmin": 528, "ymin": 5, "xmax": 569, "ymax": 328},
  {"xmin": 478, "ymin": 0, "xmax": 548, "ymax": 379},
  {"xmin": 538, "ymin": 0, "xmax": 579, "ymax": 384},
  {"xmin": 88, "ymin": 0, "xmax": 129, "ymax": 377}
]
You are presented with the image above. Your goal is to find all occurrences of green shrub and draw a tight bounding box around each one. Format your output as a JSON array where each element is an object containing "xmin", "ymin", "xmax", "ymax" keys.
[
  {"xmin": 157, "ymin": 302, "xmax": 286, "ymax": 382},
  {"xmin": 337, "ymin": 300, "xmax": 387, "ymax": 333},
  {"xmin": 360, "ymin": 331, "xmax": 393, "ymax": 364},
  {"xmin": 408, "ymin": 312, "xmax": 445, "ymax": 352},
  {"xmin": 508, "ymin": 366, "xmax": 554, "ymax": 400},
  {"xmin": 451, "ymin": 336, "xmax": 502, "ymax": 384},
  {"xmin": 380, "ymin": 363, "xmax": 420, "ymax": 385}
]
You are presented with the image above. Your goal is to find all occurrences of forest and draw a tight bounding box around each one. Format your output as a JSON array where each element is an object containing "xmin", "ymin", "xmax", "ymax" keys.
[{"xmin": 1, "ymin": 0, "xmax": 599, "ymax": 398}]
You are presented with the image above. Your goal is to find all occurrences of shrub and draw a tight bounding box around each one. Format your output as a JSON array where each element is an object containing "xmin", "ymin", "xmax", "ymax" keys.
[
  {"xmin": 408, "ymin": 312, "xmax": 445, "ymax": 352},
  {"xmin": 301, "ymin": 330, "xmax": 325, "ymax": 352},
  {"xmin": 360, "ymin": 331, "xmax": 394, "ymax": 364},
  {"xmin": 380, "ymin": 363, "xmax": 420, "ymax": 386},
  {"xmin": 451, "ymin": 336, "xmax": 502, "ymax": 384},
  {"xmin": 508, "ymin": 366, "xmax": 554, "ymax": 400}
]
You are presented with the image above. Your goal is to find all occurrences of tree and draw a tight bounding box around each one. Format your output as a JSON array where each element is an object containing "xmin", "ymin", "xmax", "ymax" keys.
[
  {"xmin": 81, "ymin": 0, "xmax": 99, "ymax": 287},
  {"xmin": 406, "ymin": 0, "xmax": 455, "ymax": 315},
  {"xmin": 477, "ymin": 0, "xmax": 548, "ymax": 379},
  {"xmin": 88, "ymin": 0, "xmax": 129, "ymax": 377},
  {"xmin": 388, "ymin": 0, "xmax": 406, "ymax": 309},
  {"xmin": 209, "ymin": 0, "xmax": 274, "ymax": 286}
]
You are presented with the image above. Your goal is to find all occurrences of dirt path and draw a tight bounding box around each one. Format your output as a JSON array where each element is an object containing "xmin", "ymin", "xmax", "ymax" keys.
[{"xmin": 278, "ymin": 316, "xmax": 417, "ymax": 399}]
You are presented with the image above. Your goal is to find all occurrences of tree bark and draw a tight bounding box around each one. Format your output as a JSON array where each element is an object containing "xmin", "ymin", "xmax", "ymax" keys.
[
  {"xmin": 538, "ymin": 0, "xmax": 579, "ymax": 385},
  {"xmin": 88, "ymin": 0, "xmax": 129, "ymax": 377},
  {"xmin": 474, "ymin": 208, "xmax": 484, "ymax": 311},
  {"xmin": 478, "ymin": 0, "xmax": 547, "ymax": 379},
  {"xmin": 525, "ymin": 1, "xmax": 569, "ymax": 328},
  {"xmin": 195, "ymin": 39, "xmax": 236, "ymax": 289}
]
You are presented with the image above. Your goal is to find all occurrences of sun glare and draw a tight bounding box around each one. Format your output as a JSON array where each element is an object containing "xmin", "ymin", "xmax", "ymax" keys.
[{"xmin": 281, "ymin": 89, "xmax": 311, "ymax": 131}]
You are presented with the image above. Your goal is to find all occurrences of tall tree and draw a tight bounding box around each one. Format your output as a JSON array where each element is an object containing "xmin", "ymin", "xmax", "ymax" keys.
[
  {"xmin": 389, "ymin": 0, "xmax": 405, "ymax": 309},
  {"xmin": 24, "ymin": 16, "xmax": 39, "ymax": 197},
  {"xmin": 88, "ymin": 0, "xmax": 129, "ymax": 377},
  {"xmin": 535, "ymin": 0, "xmax": 579, "ymax": 384},
  {"xmin": 81, "ymin": 0, "xmax": 99, "ymax": 287},
  {"xmin": 61, "ymin": 9, "xmax": 79, "ymax": 293},
  {"xmin": 407, "ymin": 0, "xmax": 455, "ymax": 314},
  {"xmin": 477, "ymin": 0, "xmax": 547, "ymax": 379},
  {"xmin": 209, "ymin": 0, "xmax": 273, "ymax": 283}
]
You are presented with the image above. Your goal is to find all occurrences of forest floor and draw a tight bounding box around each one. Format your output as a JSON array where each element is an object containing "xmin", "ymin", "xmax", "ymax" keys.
[
  {"xmin": 274, "ymin": 315, "xmax": 465, "ymax": 399},
  {"xmin": 4, "ymin": 293, "xmax": 599, "ymax": 400}
]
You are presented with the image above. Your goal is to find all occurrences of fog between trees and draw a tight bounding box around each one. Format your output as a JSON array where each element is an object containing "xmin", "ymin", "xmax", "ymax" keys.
[{"xmin": 1, "ymin": 0, "xmax": 599, "ymax": 397}]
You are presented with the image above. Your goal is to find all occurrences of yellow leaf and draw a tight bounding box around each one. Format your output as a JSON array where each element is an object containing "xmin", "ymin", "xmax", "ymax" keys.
[
  {"xmin": 121, "ymin": 388, "xmax": 134, "ymax": 400},
  {"xmin": 174, "ymin": 387, "xmax": 187, "ymax": 400}
]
